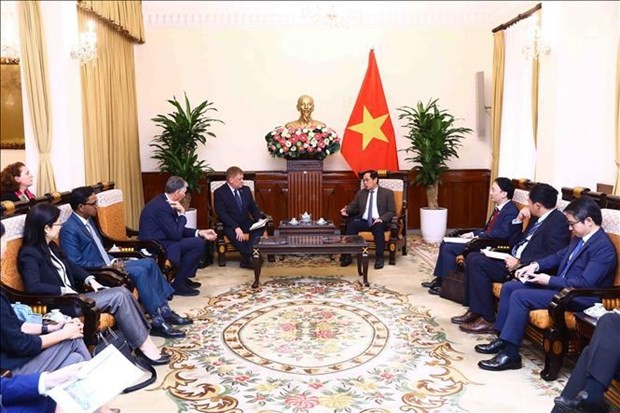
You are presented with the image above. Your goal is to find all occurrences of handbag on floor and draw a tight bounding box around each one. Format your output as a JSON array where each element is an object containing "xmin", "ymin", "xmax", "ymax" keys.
[
  {"xmin": 439, "ymin": 270, "xmax": 467, "ymax": 305},
  {"xmin": 92, "ymin": 328, "xmax": 157, "ymax": 393}
]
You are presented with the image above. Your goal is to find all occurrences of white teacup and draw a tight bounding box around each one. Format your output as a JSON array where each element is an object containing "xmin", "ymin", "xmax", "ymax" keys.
[
  {"xmin": 317, "ymin": 218, "xmax": 327, "ymax": 225},
  {"xmin": 289, "ymin": 218, "xmax": 299, "ymax": 225}
]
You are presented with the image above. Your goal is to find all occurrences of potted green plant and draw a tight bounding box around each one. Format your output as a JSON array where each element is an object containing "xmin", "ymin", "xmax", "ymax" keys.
[
  {"xmin": 398, "ymin": 98, "xmax": 472, "ymax": 242},
  {"xmin": 150, "ymin": 92, "xmax": 223, "ymax": 210}
]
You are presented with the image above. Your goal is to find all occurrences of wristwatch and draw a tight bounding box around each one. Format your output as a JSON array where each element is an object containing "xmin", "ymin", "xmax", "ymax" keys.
[{"xmin": 41, "ymin": 323, "xmax": 49, "ymax": 334}]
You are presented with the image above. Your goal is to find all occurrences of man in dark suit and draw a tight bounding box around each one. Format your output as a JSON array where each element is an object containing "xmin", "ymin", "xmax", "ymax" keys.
[
  {"xmin": 139, "ymin": 176, "xmax": 216, "ymax": 296},
  {"xmin": 340, "ymin": 170, "xmax": 395, "ymax": 270},
  {"xmin": 475, "ymin": 197, "xmax": 617, "ymax": 372},
  {"xmin": 453, "ymin": 183, "xmax": 571, "ymax": 334},
  {"xmin": 424, "ymin": 177, "xmax": 520, "ymax": 295},
  {"xmin": 214, "ymin": 166, "xmax": 265, "ymax": 268},
  {"xmin": 61, "ymin": 186, "xmax": 189, "ymax": 338},
  {"xmin": 552, "ymin": 312, "xmax": 619, "ymax": 413}
]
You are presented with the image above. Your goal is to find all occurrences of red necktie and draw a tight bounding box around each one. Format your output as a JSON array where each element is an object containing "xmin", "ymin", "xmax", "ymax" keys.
[{"xmin": 486, "ymin": 208, "xmax": 499, "ymax": 231}]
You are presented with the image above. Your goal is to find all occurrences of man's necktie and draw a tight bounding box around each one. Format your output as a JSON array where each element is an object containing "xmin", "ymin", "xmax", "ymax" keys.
[
  {"xmin": 485, "ymin": 207, "xmax": 499, "ymax": 231},
  {"xmin": 85, "ymin": 221, "xmax": 112, "ymax": 266},
  {"xmin": 234, "ymin": 189, "xmax": 243, "ymax": 211},
  {"xmin": 511, "ymin": 219, "xmax": 543, "ymax": 256},
  {"xmin": 558, "ymin": 239, "xmax": 585, "ymax": 278},
  {"xmin": 366, "ymin": 190, "xmax": 374, "ymax": 227}
]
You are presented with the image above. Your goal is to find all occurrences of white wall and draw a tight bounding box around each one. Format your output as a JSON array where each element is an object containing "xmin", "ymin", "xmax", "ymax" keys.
[
  {"xmin": 135, "ymin": 4, "xmax": 494, "ymax": 173},
  {"xmin": 537, "ymin": 1, "xmax": 619, "ymax": 191}
]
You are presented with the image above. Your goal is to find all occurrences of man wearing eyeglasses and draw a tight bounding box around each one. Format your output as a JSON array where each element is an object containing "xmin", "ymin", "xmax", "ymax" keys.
[
  {"xmin": 61, "ymin": 186, "xmax": 192, "ymax": 339},
  {"xmin": 475, "ymin": 196, "xmax": 617, "ymax": 372}
]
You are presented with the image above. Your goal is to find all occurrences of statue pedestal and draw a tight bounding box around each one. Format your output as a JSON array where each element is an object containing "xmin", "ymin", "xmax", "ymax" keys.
[{"xmin": 287, "ymin": 160, "xmax": 322, "ymax": 219}]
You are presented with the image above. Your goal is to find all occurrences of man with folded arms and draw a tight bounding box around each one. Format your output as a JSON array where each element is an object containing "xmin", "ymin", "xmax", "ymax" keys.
[
  {"xmin": 140, "ymin": 176, "xmax": 216, "ymax": 296},
  {"xmin": 475, "ymin": 197, "xmax": 616, "ymax": 372},
  {"xmin": 61, "ymin": 186, "xmax": 190, "ymax": 339},
  {"xmin": 424, "ymin": 177, "xmax": 519, "ymax": 295},
  {"xmin": 452, "ymin": 183, "xmax": 570, "ymax": 334}
]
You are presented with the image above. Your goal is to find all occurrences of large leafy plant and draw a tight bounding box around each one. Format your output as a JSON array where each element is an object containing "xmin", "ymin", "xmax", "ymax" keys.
[
  {"xmin": 398, "ymin": 98, "xmax": 472, "ymax": 209},
  {"xmin": 150, "ymin": 93, "xmax": 223, "ymax": 202}
]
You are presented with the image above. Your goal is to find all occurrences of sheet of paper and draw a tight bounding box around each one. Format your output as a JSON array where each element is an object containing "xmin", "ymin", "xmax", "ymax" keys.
[
  {"xmin": 481, "ymin": 248, "xmax": 512, "ymax": 260},
  {"xmin": 250, "ymin": 218, "xmax": 269, "ymax": 231},
  {"xmin": 48, "ymin": 346, "xmax": 144, "ymax": 413},
  {"xmin": 442, "ymin": 237, "xmax": 470, "ymax": 244}
]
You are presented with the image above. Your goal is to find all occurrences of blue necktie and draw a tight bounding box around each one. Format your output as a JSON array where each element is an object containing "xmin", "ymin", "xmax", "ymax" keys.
[
  {"xmin": 85, "ymin": 221, "xmax": 112, "ymax": 266},
  {"xmin": 559, "ymin": 239, "xmax": 585, "ymax": 278},
  {"xmin": 511, "ymin": 219, "xmax": 543, "ymax": 256},
  {"xmin": 366, "ymin": 190, "xmax": 374, "ymax": 227},
  {"xmin": 234, "ymin": 189, "xmax": 243, "ymax": 211}
]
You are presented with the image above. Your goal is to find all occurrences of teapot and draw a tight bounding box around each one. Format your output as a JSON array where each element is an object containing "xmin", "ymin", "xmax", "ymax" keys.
[{"xmin": 300, "ymin": 211, "xmax": 312, "ymax": 223}]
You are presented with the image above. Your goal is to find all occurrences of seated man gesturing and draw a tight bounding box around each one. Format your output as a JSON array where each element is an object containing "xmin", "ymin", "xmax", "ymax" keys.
[{"xmin": 340, "ymin": 169, "xmax": 395, "ymax": 270}]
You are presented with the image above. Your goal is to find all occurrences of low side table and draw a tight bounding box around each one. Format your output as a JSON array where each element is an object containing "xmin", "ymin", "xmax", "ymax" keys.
[
  {"xmin": 277, "ymin": 220, "xmax": 339, "ymax": 236},
  {"xmin": 252, "ymin": 234, "xmax": 369, "ymax": 288}
]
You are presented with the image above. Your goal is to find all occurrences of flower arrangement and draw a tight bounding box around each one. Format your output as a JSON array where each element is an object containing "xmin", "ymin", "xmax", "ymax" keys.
[{"xmin": 265, "ymin": 126, "xmax": 340, "ymax": 161}]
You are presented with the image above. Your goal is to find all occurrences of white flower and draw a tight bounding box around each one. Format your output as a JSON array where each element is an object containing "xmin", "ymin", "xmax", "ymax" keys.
[
  {"xmin": 326, "ymin": 149, "xmax": 331, "ymax": 154},
  {"xmin": 285, "ymin": 141, "xmax": 292, "ymax": 147},
  {"xmin": 291, "ymin": 146, "xmax": 296, "ymax": 151},
  {"xmin": 279, "ymin": 148, "xmax": 284, "ymax": 153},
  {"xmin": 295, "ymin": 129, "xmax": 302, "ymax": 135}
]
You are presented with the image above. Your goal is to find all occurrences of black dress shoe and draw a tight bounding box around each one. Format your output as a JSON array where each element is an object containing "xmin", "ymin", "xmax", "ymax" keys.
[
  {"xmin": 340, "ymin": 255, "xmax": 352, "ymax": 267},
  {"xmin": 451, "ymin": 310, "xmax": 481, "ymax": 325},
  {"xmin": 163, "ymin": 310, "xmax": 193, "ymax": 326},
  {"xmin": 475, "ymin": 338, "xmax": 505, "ymax": 354},
  {"xmin": 428, "ymin": 285, "xmax": 441, "ymax": 295},
  {"xmin": 421, "ymin": 277, "xmax": 442, "ymax": 289},
  {"xmin": 135, "ymin": 348, "xmax": 171, "ymax": 366},
  {"xmin": 478, "ymin": 351, "xmax": 522, "ymax": 371},
  {"xmin": 173, "ymin": 285, "xmax": 200, "ymax": 297},
  {"xmin": 554, "ymin": 391, "xmax": 610, "ymax": 413},
  {"xmin": 186, "ymin": 278, "xmax": 201, "ymax": 288},
  {"xmin": 374, "ymin": 258, "xmax": 384, "ymax": 270},
  {"xmin": 240, "ymin": 259, "xmax": 254, "ymax": 269},
  {"xmin": 150, "ymin": 321, "xmax": 186, "ymax": 338}
]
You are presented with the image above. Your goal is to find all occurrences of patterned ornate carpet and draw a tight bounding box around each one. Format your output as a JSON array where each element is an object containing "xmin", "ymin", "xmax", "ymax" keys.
[
  {"xmin": 156, "ymin": 277, "xmax": 471, "ymax": 412},
  {"xmin": 115, "ymin": 235, "xmax": 572, "ymax": 412}
]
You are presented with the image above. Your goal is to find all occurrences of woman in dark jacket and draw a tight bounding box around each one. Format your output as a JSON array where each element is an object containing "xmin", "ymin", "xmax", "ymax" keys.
[
  {"xmin": 0, "ymin": 162, "xmax": 35, "ymax": 202},
  {"xmin": 17, "ymin": 204, "xmax": 170, "ymax": 365}
]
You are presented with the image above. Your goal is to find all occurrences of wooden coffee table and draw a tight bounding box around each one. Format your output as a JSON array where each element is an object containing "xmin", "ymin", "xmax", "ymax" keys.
[
  {"xmin": 277, "ymin": 220, "xmax": 338, "ymax": 235},
  {"xmin": 252, "ymin": 234, "xmax": 369, "ymax": 288}
]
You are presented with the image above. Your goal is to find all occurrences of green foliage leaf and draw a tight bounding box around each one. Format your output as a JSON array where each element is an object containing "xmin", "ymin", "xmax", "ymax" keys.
[{"xmin": 150, "ymin": 92, "xmax": 224, "ymax": 192}]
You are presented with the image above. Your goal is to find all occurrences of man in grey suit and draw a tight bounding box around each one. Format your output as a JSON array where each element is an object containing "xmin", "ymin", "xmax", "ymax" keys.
[{"xmin": 340, "ymin": 170, "xmax": 395, "ymax": 269}]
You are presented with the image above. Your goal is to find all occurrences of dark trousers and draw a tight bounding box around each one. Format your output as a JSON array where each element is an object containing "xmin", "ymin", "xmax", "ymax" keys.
[
  {"xmin": 433, "ymin": 241, "xmax": 467, "ymax": 278},
  {"xmin": 124, "ymin": 258, "xmax": 174, "ymax": 317},
  {"xmin": 551, "ymin": 313, "xmax": 620, "ymax": 413},
  {"xmin": 165, "ymin": 237, "xmax": 205, "ymax": 286},
  {"xmin": 224, "ymin": 227, "xmax": 263, "ymax": 259},
  {"xmin": 466, "ymin": 252, "xmax": 509, "ymax": 320},
  {"xmin": 346, "ymin": 218, "xmax": 388, "ymax": 257}
]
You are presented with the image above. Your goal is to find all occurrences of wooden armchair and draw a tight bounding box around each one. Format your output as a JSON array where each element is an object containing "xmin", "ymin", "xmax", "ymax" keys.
[
  {"xmin": 93, "ymin": 184, "xmax": 173, "ymax": 281},
  {"xmin": 206, "ymin": 172, "xmax": 274, "ymax": 266},
  {"xmin": 339, "ymin": 171, "xmax": 408, "ymax": 265},
  {"xmin": 0, "ymin": 213, "xmax": 122, "ymax": 347}
]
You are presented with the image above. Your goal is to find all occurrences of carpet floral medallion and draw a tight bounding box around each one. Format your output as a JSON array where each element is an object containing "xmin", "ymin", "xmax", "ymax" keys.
[{"xmin": 155, "ymin": 277, "xmax": 474, "ymax": 413}]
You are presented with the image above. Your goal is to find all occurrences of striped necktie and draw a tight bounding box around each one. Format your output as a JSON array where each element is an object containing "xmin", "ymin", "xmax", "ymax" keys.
[
  {"xmin": 511, "ymin": 219, "xmax": 543, "ymax": 256},
  {"xmin": 485, "ymin": 208, "xmax": 499, "ymax": 231},
  {"xmin": 85, "ymin": 221, "xmax": 112, "ymax": 266},
  {"xmin": 234, "ymin": 189, "xmax": 243, "ymax": 211}
]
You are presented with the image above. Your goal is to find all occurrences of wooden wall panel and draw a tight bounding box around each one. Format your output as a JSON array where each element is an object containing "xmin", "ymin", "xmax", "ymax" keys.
[{"xmin": 143, "ymin": 169, "xmax": 490, "ymax": 231}]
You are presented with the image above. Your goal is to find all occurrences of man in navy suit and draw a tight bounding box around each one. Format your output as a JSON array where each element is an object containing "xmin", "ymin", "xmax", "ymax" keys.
[
  {"xmin": 453, "ymin": 183, "xmax": 571, "ymax": 334},
  {"xmin": 424, "ymin": 177, "xmax": 519, "ymax": 294},
  {"xmin": 552, "ymin": 312, "xmax": 619, "ymax": 413},
  {"xmin": 139, "ymin": 176, "xmax": 216, "ymax": 296},
  {"xmin": 214, "ymin": 166, "xmax": 265, "ymax": 268},
  {"xmin": 61, "ymin": 186, "xmax": 189, "ymax": 338},
  {"xmin": 475, "ymin": 197, "xmax": 617, "ymax": 372}
]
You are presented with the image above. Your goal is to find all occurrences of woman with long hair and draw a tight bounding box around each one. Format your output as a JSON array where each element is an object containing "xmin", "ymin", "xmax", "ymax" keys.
[
  {"xmin": 0, "ymin": 162, "xmax": 35, "ymax": 202},
  {"xmin": 18, "ymin": 204, "xmax": 170, "ymax": 365}
]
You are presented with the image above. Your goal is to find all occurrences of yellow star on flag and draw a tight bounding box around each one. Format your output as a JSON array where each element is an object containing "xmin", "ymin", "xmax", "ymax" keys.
[{"xmin": 347, "ymin": 106, "xmax": 389, "ymax": 150}]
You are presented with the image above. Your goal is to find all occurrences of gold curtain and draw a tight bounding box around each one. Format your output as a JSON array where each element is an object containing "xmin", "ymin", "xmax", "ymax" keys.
[
  {"xmin": 489, "ymin": 31, "xmax": 506, "ymax": 215},
  {"xmin": 615, "ymin": 39, "xmax": 620, "ymax": 195},
  {"xmin": 531, "ymin": 11, "xmax": 542, "ymax": 148},
  {"xmin": 77, "ymin": 0, "xmax": 144, "ymax": 43},
  {"xmin": 17, "ymin": 0, "xmax": 56, "ymax": 195},
  {"xmin": 79, "ymin": 8, "xmax": 144, "ymax": 227}
]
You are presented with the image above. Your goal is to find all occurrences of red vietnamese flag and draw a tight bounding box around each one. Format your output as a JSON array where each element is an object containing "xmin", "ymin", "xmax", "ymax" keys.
[{"xmin": 341, "ymin": 50, "xmax": 399, "ymax": 174}]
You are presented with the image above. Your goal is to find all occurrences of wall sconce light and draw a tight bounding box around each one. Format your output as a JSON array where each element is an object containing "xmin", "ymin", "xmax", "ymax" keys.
[
  {"xmin": 71, "ymin": 20, "xmax": 97, "ymax": 65},
  {"xmin": 522, "ymin": 24, "xmax": 550, "ymax": 61}
]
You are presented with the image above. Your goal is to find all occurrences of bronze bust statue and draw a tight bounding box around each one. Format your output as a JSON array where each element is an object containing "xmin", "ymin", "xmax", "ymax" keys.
[{"xmin": 284, "ymin": 95, "xmax": 326, "ymax": 129}]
